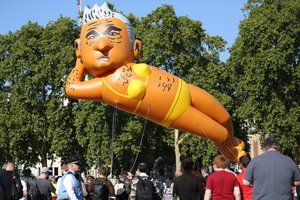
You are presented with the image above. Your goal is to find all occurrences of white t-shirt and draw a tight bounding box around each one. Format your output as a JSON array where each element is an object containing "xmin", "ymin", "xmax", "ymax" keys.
[{"xmin": 19, "ymin": 179, "xmax": 27, "ymax": 200}]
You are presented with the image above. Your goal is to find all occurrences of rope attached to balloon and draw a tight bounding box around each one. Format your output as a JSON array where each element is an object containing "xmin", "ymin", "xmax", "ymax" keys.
[{"xmin": 130, "ymin": 104, "xmax": 150, "ymax": 173}]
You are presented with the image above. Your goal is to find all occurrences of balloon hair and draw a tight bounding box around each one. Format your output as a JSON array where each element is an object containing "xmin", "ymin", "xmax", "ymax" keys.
[{"xmin": 83, "ymin": 2, "xmax": 135, "ymax": 50}]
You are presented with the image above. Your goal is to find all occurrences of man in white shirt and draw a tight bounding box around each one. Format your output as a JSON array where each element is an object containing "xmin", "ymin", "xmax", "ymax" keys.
[{"xmin": 57, "ymin": 159, "xmax": 84, "ymax": 200}]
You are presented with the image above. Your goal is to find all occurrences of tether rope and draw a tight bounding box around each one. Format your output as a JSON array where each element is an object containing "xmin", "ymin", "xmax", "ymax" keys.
[{"xmin": 130, "ymin": 105, "xmax": 150, "ymax": 173}]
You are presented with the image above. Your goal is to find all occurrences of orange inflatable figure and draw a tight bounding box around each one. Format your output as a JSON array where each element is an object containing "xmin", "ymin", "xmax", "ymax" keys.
[{"xmin": 66, "ymin": 2, "xmax": 246, "ymax": 162}]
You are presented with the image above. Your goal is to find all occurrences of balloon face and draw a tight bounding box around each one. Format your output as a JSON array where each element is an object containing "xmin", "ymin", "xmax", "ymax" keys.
[
  {"xmin": 66, "ymin": 3, "xmax": 247, "ymax": 162},
  {"xmin": 79, "ymin": 18, "xmax": 135, "ymax": 77}
]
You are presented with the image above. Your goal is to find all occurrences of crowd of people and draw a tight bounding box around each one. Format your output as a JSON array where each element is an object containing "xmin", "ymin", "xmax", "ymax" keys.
[{"xmin": 0, "ymin": 136, "xmax": 299, "ymax": 200}]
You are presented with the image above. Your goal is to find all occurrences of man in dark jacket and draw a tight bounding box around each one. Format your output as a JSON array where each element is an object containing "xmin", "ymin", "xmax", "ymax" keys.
[
  {"xmin": 0, "ymin": 176, "xmax": 6, "ymax": 200},
  {"xmin": 0, "ymin": 163, "xmax": 23, "ymax": 200}
]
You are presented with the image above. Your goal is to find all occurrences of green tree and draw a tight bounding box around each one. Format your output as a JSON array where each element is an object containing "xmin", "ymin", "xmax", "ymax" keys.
[
  {"xmin": 227, "ymin": 0, "xmax": 300, "ymax": 159},
  {"xmin": 0, "ymin": 17, "xmax": 79, "ymax": 166}
]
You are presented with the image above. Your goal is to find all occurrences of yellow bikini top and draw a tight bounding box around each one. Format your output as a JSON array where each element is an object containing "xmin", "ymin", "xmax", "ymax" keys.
[{"xmin": 127, "ymin": 63, "xmax": 151, "ymax": 100}]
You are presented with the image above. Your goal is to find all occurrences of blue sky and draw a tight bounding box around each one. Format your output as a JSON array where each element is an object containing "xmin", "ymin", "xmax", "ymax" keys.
[{"xmin": 1, "ymin": 0, "xmax": 247, "ymax": 61}]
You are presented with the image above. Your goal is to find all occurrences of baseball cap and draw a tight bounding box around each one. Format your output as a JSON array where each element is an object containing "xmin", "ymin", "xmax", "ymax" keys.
[{"xmin": 41, "ymin": 167, "xmax": 52, "ymax": 173}]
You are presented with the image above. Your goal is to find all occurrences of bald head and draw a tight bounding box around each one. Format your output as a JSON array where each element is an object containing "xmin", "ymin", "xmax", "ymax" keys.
[{"xmin": 6, "ymin": 163, "xmax": 14, "ymax": 171}]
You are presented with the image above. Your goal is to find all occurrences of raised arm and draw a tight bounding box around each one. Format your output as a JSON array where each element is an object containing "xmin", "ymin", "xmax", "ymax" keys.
[{"xmin": 65, "ymin": 58, "xmax": 103, "ymax": 100}]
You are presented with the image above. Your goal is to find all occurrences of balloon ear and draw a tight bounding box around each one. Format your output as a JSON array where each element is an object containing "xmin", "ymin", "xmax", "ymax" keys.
[
  {"xmin": 133, "ymin": 39, "xmax": 142, "ymax": 58},
  {"xmin": 74, "ymin": 39, "xmax": 81, "ymax": 58}
]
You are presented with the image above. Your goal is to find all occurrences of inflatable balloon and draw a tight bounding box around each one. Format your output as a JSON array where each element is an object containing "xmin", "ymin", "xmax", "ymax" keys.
[{"xmin": 65, "ymin": 2, "xmax": 246, "ymax": 162}]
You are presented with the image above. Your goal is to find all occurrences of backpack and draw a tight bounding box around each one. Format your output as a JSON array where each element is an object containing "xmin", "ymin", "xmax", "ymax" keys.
[
  {"xmin": 115, "ymin": 183, "xmax": 128, "ymax": 200},
  {"xmin": 28, "ymin": 179, "xmax": 41, "ymax": 200},
  {"xmin": 136, "ymin": 176, "xmax": 155, "ymax": 200},
  {"xmin": 162, "ymin": 183, "xmax": 174, "ymax": 200},
  {"xmin": 10, "ymin": 175, "xmax": 23, "ymax": 199},
  {"xmin": 93, "ymin": 178, "xmax": 109, "ymax": 200}
]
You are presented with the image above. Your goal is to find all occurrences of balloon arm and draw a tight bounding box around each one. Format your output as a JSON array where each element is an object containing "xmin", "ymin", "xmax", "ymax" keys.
[{"xmin": 65, "ymin": 59, "xmax": 103, "ymax": 100}]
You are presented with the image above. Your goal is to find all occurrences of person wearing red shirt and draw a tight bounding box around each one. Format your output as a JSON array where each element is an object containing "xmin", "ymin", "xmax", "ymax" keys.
[
  {"xmin": 204, "ymin": 155, "xmax": 241, "ymax": 200},
  {"xmin": 237, "ymin": 154, "xmax": 252, "ymax": 200}
]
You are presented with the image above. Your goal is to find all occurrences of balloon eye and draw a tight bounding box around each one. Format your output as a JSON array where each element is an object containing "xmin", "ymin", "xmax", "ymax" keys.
[
  {"xmin": 109, "ymin": 31, "xmax": 120, "ymax": 36},
  {"xmin": 87, "ymin": 35, "xmax": 95, "ymax": 40}
]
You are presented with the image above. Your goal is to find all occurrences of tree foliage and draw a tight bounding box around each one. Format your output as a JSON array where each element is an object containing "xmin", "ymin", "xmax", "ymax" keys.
[
  {"xmin": 0, "ymin": 17, "xmax": 79, "ymax": 166},
  {"xmin": 226, "ymin": 0, "xmax": 300, "ymax": 159}
]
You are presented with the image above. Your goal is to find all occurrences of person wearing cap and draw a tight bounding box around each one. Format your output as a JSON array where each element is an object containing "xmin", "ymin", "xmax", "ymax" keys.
[
  {"xmin": 57, "ymin": 159, "xmax": 84, "ymax": 200},
  {"xmin": 243, "ymin": 136, "xmax": 300, "ymax": 199},
  {"xmin": 37, "ymin": 167, "xmax": 56, "ymax": 200}
]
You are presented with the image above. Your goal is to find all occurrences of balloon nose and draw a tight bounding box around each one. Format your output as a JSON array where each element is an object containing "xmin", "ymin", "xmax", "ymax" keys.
[{"xmin": 93, "ymin": 37, "xmax": 114, "ymax": 52}]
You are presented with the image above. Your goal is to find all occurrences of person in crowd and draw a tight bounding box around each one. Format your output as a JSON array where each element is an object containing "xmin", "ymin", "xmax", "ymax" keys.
[
  {"xmin": 57, "ymin": 158, "xmax": 84, "ymax": 200},
  {"xmin": 121, "ymin": 170, "xmax": 132, "ymax": 196},
  {"xmin": 88, "ymin": 166, "xmax": 114, "ymax": 200},
  {"xmin": 20, "ymin": 179, "xmax": 28, "ymax": 200},
  {"xmin": 86, "ymin": 176, "xmax": 94, "ymax": 186},
  {"xmin": 114, "ymin": 175, "xmax": 128, "ymax": 200},
  {"xmin": 79, "ymin": 176, "xmax": 88, "ymax": 200},
  {"xmin": 243, "ymin": 136, "xmax": 300, "ymax": 199},
  {"xmin": 201, "ymin": 166, "xmax": 209, "ymax": 186},
  {"xmin": 236, "ymin": 154, "xmax": 252, "ymax": 200},
  {"xmin": 130, "ymin": 162, "xmax": 159, "ymax": 200},
  {"xmin": 204, "ymin": 155, "xmax": 241, "ymax": 200},
  {"xmin": 173, "ymin": 157, "xmax": 204, "ymax": 200},
  {"xmin": 20, "ymin": 168, "xmax": 35, "ymax": 199},
  {"xmin": 162, "ymin": 173, "xmax": 174, "ymax": 200},
  {"xmin": 36, "ymin": 167, "xmax": 56, "ymax": 200},
  {"xmin": 0, "ymin": 176, "xmax": 6, "ymax": 200},
  {"xmin": 153, "ymin": 157, "xmax": 165, "ymax": 177},
  {"xmin": 0, "ymin": 162, "xmax": 23, "ymax": 200},
  {"xmin": 192, "ymin": 167, "xmax": 205, "ymax": 200},
  {"xmin": 225, "ymin": 158, "xmax": 237, "ymax": 176},
  {"xmin": 56, "ymin": 162, "xmax": 69, "ymax": 198},
  {"xmin": 126, "ymin": 172, "xmax": 133, "ymax": 181},
  {"xmin": 85, "ymin": 176, "xmax": 94, "ymax": 200},
  {"xmin": 49, "ymin": 176, "xmax": 57, "ymax": 200}
]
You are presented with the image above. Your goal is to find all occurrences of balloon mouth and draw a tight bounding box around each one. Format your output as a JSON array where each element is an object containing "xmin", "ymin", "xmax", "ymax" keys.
[{"xmin": 98, "ymin": 56, "xmax": 109, "ymax": 63}]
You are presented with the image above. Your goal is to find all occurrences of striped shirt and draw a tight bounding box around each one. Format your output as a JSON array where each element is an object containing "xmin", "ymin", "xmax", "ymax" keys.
[{"xmin": 129, "ymin": 173, "xmax": 160, "ymax": 200}]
